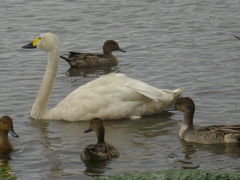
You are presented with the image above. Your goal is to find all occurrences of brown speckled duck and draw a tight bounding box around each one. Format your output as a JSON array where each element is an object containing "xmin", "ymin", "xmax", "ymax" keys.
[
  {"xmin": 175, "ymin": 97, "xmax": 240, "ymax": 144},
  {"xmin": 60, "ymin": 40, "xmax": 126, "ymax": 68},
  {"xmin": 0, "ymin": 116, "xmax": 19, "ymax": 153},
  {"xmin": 81, "ymin": 118, "xmax": 119, "ymax": 161}
]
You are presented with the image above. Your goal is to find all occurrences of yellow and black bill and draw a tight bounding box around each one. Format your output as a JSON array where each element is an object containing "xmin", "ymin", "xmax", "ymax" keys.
[{"xmin": 22, "ymin": 37, "xmax": 41, "ymax": 49}]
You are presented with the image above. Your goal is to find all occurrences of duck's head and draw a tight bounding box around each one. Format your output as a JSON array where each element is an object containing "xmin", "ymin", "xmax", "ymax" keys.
[
  {"xmin": 85, "ymin": 118, "xmax": 104, "ymax": 133},
  {"xmin": 0, "ymin": 116, "xmax": 19, "ymax": 138},
  {"xmin": 175, "ymin": 97, "xmax": 195, "ymax": 113},
  {"xmin": 22, "ymin": 32, "xmax": 59, "ymax": 52},
  {"xmin": 103, "ymin": 40, "xmax": 126, "ymax": 54},
  {"xmin": 85, "ymin": 118, "xmax": 105, "ymax": 143}
]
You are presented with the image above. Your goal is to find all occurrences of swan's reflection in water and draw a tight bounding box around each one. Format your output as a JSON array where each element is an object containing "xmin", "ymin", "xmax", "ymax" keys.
[
  {"xmin": 30, "ymin": 118, "xmax": 64, "ymax": 177},
  {"xmin": 103, "ymin": 112, "xmax": 176, "ymax": 139}
]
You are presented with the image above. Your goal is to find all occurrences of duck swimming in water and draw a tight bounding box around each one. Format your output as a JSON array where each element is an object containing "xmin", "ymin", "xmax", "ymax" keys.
[
  {"xmin": 22, "ymin": 33, "xmax": 183, "ymax": 121},
  {"xmin": 81, "ymin": 118, "xmax": 119, "ymax": 161},
  {"xmin": 175, "ymin": 97, "xmax": 240, "ymax": 144},
  {"xmin": 60, "ymin": 40, "xmax": 126, "ymax": 68},
  {"xmin": 0, "ymin": 116, "xmax": 19, "ymax": 153}
]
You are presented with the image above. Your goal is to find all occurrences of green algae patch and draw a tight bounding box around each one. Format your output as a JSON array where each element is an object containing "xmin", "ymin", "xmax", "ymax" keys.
[
  {"xmin": 96, "ymin": 169, "xmax": 240, "ymax": 180},
  {"xmin": 0, "ymin": 167, "xmax": 16, "ymax": 180}
]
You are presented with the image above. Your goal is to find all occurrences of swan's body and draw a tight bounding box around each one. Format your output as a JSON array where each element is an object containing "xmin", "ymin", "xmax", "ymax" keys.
[
  {"xmin": 81, "ymin": 118, "xmax": 119, "ymax": 161},
  {"xmin": 176, "ymin": 97, "xmax": 240, "ymax": 144},
  {"xmin": 23, "ymin": 33, "xmax": 183, "ymax": 121},
  {"xmin": 60, "ymin": 40, "xmax": 126, "ymax": 68}
]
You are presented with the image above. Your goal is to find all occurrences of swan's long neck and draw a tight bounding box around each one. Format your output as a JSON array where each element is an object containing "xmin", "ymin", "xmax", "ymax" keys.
[{"xmin": 31, "ymin": 48, "xmax": 59, "ymax": 119}]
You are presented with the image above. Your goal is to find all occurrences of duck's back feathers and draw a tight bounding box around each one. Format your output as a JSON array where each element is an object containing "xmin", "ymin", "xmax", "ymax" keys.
[
  {"xmin": 69, "ymin": 52, "xmax": 106, "ymax": 60},
  {"xmin": 60, "ymin": 52, "xmax": 117, "ymax": 67},
  {"xmin": 187, "ymin": 124, "xmax": 240, "ymax": 144},
  {"xmin": 80, "ymin": 143, "xmax": 119, "ymax": 161}
]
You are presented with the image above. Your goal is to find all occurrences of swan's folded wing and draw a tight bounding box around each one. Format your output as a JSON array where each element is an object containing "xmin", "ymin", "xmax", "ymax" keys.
[{"xmin": 125, "ymin": 79, "xmax": 183, "ymax": 102}]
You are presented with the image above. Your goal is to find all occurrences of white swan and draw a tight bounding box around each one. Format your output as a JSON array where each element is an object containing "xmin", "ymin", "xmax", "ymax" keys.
[{"xmin": 23, "ymin": 33, "xmax": 184, "ymax": 121}]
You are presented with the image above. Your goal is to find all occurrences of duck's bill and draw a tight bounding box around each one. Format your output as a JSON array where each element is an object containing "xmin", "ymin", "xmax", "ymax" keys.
[
  {"xmin": 118, "ymin": 48, "xmax": 127, "ymax": 53},
  {"xmin": 84, "ymin": 129, "xmax": 92, "ymax": 133},
  {"xmin": 9, "ymin": 128, "xmax": 19, "ymax": 138},
  {"xmin": 22, "ymin": 42, "xmax": 36, "ymax": 49}
]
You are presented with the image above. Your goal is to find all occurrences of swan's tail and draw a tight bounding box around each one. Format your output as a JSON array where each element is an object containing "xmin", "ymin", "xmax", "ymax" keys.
[
  {"xmin": 164, "ymin": 88, "xmax": 184, "ymax": 111},
  {"xmin": 173, "ymin": 88, "xmax": 184, "ymax": 98},
  {"xmin": 163, "ymin": 87, "xmax": 184, "ymax": 101}
]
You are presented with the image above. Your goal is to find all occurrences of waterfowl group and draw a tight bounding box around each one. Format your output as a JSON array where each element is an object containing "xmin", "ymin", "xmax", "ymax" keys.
[
  {"xmin": 60, "ymin": 40, "xmax": 126, "ymax": 68},
  {"xmin": 81, "ymin": 118, "xmax": 119, "ymax": 161},
  {"xmin": 0, "ymin": 116, "xmax": 19, "ymax": 154},
  {"xmin": 5, "ymin": 32, "xmax": 239, "ymax": 162},
  {"xmin": 175, "ymin": 97, "xmax": 240, "ymax": 144},
  {"xmin": 22, "ymin": 33, "xmax": 183, "ymax": 121}
]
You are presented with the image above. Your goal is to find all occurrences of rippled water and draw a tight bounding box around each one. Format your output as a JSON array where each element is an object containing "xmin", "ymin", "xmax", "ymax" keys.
[{"xmin": 1, "ymin": 0, "xmax": 240, "ymax": 179}]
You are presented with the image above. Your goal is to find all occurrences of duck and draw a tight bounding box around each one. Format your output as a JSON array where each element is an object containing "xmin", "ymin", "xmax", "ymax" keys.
[
  {"xmin": 22, "ymin": 32, "xmax": 183, "ymax": 121},
  {"xmin": 175, "ymin": 97, "xmax": 240, "ymax": 144},
  {"xmin": 80, "ymin": 118, "xmax": 119, "ymax": 161},
  {"xmin": 60, "ymin": 40, "xmax": 126, "ymax": 68},
  {"xmin": 0, "ymin": 116, "xmax": 19, "ymax": 153}
]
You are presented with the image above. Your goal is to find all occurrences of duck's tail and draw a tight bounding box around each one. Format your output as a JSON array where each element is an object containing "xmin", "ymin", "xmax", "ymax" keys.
[
  {"xmin": 60, "ymin": 55, "xmax": 72, "ymax": 66},
  {"xmin": 60, "ymin": 55, "xmax": 70, "ymax": 62}
]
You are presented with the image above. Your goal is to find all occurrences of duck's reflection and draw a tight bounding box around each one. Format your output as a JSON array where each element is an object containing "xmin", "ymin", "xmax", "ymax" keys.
[
  {"xmin": 178, "ymin": 140, "xmax": 240, "ymax": 169},
  {"xmin": 67, "ymin": 66, "xmax": 115, "ymax": 77},
  {"xmin": 181, "ymin": 140, "xmax": 240, "ymax": 158},
  {"xmin": 83, "ymin": 160, "xmax": 110, "ymax": 177}
]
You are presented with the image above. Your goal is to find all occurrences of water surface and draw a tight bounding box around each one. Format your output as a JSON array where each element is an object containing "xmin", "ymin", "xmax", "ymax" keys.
[{"xmin": 0, "ymin": 0, "xmax": 240, "ymax": 179}]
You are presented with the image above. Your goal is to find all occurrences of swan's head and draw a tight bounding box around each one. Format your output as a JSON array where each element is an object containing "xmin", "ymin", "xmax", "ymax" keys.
[
  {"xmin": 22, "ymin": 32, "xmax": 59, "ymax": 52},
  {"xmin": 175, "ymin": 97, "xmax": 195, "ymax": 113}
]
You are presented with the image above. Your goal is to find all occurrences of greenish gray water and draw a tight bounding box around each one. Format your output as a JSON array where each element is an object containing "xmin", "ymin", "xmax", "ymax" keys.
[{"xmin": 0, "ymin": 0, "xmax": 240, "ymax": 179}]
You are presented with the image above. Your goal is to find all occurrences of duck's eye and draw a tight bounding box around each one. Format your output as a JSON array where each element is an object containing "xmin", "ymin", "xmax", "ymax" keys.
[{"xmin": 39, "ymin": 37, "xmax": 41, "ymax": 40}]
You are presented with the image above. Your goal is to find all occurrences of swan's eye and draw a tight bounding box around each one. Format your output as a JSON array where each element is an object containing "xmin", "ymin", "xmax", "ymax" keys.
[{"xmin": 32, "ymin": 37, "xmax": 42, "ymax": 47}]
